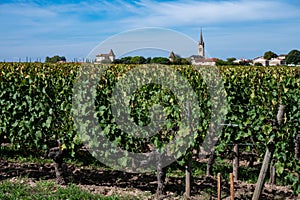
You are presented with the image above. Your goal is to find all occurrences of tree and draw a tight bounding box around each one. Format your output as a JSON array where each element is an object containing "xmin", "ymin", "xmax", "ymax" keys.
[
  {"xmin": 172, "ymin": 57, "xmax": 190, "ymax": 65},
  {"xmin": 150, "ymin": 57, "xmax": 171, "ymax": 65},
  {"xmin": 130, "ymin": 56, "xmax": 146, "ymax": 64},
  {"xmin": 226, "ymin": 57, "xmax": 237, "ymax": 64},
  {"xmin": 113, "ymin": 56, "xmax": 132, "ymax": 64},
  {"xmin": 254, "ymin": 62, "xmax": 263, "ymax": 66},
  {"xmin": 215, "ymin": 58, "xmax": 238, "ymax": 66},
  {"xmin": 264, "ymin": 51, "xmax": 278, "ymax": 60},
  {"xmin": 286, "ymin": 49, "xmax": 300, "ymax": 65},
  {"xmin": 215, "ymin": 59, "xmax": 228, "ymax": 66},
  {"xmin": 145, "ymin": 57, "xmax": 152, "ymax": 64},
  {"xmin": 178, "ymin": 58, "xmax": 191, "ymax": 65},
  {"xmin": 45, "ymin": 55, "xmax": 66, "ymax": 63},
  {"xmin": 139, "ymin": 56, "xmax": 147, "ymax": 64}
]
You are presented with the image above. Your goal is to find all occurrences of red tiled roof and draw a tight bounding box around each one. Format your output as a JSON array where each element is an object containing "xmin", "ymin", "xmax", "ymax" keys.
[{"xmin": 198, "ymin": 58, "xmax": 218, "ymax": 62}]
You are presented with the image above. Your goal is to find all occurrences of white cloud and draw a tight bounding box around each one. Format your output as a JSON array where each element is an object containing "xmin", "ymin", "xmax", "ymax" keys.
[
  {"xmin": 2, "ymin": 0, "xmax": 298, "ymax": 33},
  {"xmin": 123, "ymin": 0, "xmax": 300, "ymax": 27}
]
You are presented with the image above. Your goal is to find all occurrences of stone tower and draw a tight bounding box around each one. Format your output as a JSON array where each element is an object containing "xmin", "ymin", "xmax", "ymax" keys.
[{"xmin": 198, "ymin": 29, "xmax": 205, "ymax": 57}]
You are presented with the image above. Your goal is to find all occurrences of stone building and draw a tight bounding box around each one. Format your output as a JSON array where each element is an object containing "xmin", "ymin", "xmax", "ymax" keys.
[{"xmin": 95, "ymin": 49, "xmax": 115, "ymax": 63}]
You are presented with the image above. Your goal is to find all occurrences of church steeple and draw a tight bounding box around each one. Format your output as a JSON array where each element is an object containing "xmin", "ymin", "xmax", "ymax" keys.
[
  {"xmin": 198, "ymin": 29, "xmax": 205, "ymax": 57},
  {"xmin": 199, "ymin": 29, "xmax": 204, "ymax": 46}
]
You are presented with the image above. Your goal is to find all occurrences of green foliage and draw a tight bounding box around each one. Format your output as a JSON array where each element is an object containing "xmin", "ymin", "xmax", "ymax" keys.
[
  {"xmin": 286, "ymin": 49, "xmax": 300, "ymax": 65},
  {"xmin": 1, "ymin": 63, "xmax": 300, "ymax": 194},
  {"xmin": 113, "ymin": 56, "xmax": 189, "ymax": 65},
  {"xmin": 254, "ymin": 62, "xmax": 263, "ymax": 66},
  {"xmin": 0, "ymin": 62, "xmax": 79, "ymax": 156},
  {"xmin": 113, "ymin": 56, "xmax": 149, "ymax": 64},
  {"xmin": 130, "ymin": 56, "xmax": 147, "ymax": 64},
  {"xmin": 226, "ymin": 57, "xmax": 236, "ymax": 64},
  {"xmin": 218, "ymin": 66, "xmax": 300, "ymax": 194},
  {"xmin": 215, "ymin": 58, "xmax": 238, "ymax": 66},
  {"xmin": 150, "ymin": 57, "xmax": 171, "ymax": 65},
  {"xmin": 113, "ymin": 56, "xmax": 131, "ymax": 64},
  {"xmin": 172, "ymin": 57, "xmax": 191, "ymax": 65},
  {"xmin": 264, "ymin": 51, "xmax": 278, "ymax": 60},
  {"xmin": 0, "ymin": 179, "xmax": 124, "ymax": 199},
  {"xmin": 215, "ymin": 59, "xmax": 228, "ymax": 66},
  {"xmin": 84, "ymin": 64, "xmax": 210, "ymax": 171},
  {"xmin": 45, "ymin": 55, "xmax": 66, "ymax": 63}
]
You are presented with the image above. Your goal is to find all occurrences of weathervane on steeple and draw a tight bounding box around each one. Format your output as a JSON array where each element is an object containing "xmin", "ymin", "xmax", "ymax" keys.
[{"xmin": 198, "ymin": 28, "xmax": 205, "ymax": 58}]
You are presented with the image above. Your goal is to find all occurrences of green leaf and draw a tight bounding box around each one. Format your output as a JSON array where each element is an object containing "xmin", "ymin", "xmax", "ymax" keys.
[{"xmin": 45, "ymin": 116, "xmax": 52, "ymax": 128}]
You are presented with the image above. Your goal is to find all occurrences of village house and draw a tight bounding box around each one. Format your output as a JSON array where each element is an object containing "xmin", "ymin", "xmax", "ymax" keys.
[
  {"xmin": 253, "ymin": 56, "xmax": 269, "ymax": 66},
  {"xmin": 233, "ymin": 58, "xmax": 251, "ymax": 65},
  {"xmin": 191, "ymin": 57, "xmax": 218, "ymax": 66},
  {"xmin": 95, "ymin": 49, "xmax": 115, "ymax": 63},
  {"xmin": 269, "ymin": 57, "xmax": 286, "ymax": 66},
  {"xmin": 169, "ymin": 51, "xmax": 176, "ymax": 62},
  {"xmin": 252, "ymin": 54, "xmax": 287, "ymax": 66},
  {"xmin": 278, "ymin": 54, "xmax": 287, "ymax": 60}
]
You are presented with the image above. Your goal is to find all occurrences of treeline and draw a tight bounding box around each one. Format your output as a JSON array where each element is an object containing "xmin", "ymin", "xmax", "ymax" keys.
[
  {"xmin": 45, "ymin": 55, "xmax": 66, "ymax": 63},
  {"xmin": 112, "ymin": 56, "xmax": 190, "ymax": 65},
  {"xmin": 215, "ymin": 49, "xmax": 300, "ymax": 66},
  {"xmin": 215, "ymin": 57, "xmax": 250, "ymax": 66}
]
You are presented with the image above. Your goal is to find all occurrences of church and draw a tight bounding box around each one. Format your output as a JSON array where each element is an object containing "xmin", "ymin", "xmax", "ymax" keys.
[
  {"xmin": 198, "ymin": 29, "xmax": 205, "ymax": 57},
  {"xmin": 190, "ymin": 29, "xmax": 218, "ymax": 66}
]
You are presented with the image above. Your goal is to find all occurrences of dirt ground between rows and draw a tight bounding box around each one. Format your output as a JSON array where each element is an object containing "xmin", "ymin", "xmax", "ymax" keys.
[{"xmin": 0, "ymin": 159, "xmax": 298, "ymax": 199}]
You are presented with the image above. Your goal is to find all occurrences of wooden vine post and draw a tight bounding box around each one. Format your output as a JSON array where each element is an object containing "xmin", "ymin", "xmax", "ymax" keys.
[
  {"xmin": 185, "ymin": 101, "xmax": 192, "ymax": 200},
  {"xmin": 233, "ymin": 144, "xmax": 239, "ymax": 181},
  {"xmin": 252, "ymin": 104, "xmax": 286, "ymax": 200},
  {"xmin": 217, "ymin": 173, "xmax": 221, "ymax": 200},
  {"xmin": 185, "ymin": 159, "xmax": 192, "ymax": 199},
  {"xmin": 230, "ymin": 173, "xmax": 235, "ymax": 200}
]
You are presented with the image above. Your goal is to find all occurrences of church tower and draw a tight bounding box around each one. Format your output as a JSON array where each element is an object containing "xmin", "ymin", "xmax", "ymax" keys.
[{"xmin": 198, "ymin": 29, "xmax": 205, "ymax": 57}]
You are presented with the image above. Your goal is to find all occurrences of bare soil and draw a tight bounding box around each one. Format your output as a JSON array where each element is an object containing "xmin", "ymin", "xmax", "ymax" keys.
[{"xmin": 0, "ymin": 159, "xmax": 298, "ymax": 199}]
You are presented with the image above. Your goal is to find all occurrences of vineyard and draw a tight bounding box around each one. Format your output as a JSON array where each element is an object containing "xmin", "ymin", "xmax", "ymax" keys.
[{"xmin": 0, "ymin": 62, "xmax": 300, "ymax": 199}]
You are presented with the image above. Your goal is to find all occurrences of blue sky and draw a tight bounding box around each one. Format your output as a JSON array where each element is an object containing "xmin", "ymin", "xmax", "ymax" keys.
[{"xmin": 0, "ymin": 0, "xmax": 300, "ymax": 62}]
